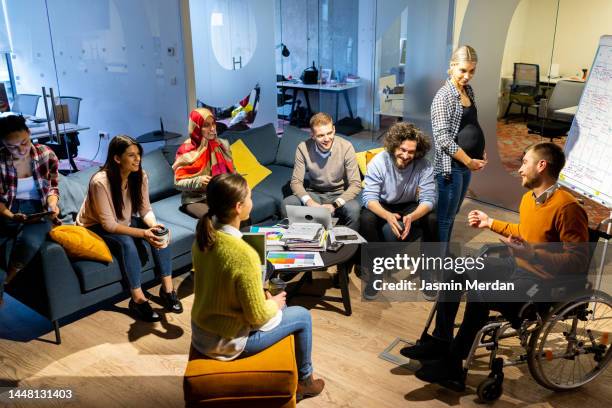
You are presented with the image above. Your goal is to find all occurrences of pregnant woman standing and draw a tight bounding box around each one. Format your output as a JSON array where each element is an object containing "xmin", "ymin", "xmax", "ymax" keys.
[{"xmin": 431, "ymin": 45, "xmax": 487, "ymax": 245}]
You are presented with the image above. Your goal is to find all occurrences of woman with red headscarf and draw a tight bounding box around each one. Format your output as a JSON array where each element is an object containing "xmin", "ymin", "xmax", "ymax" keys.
[{"xmin": 173, "ymin": 108, "xmax": 235, "ymax": 219}]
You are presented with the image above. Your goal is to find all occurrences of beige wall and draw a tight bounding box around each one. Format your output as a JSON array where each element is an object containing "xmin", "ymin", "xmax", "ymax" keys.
[
  {"xmin": 453, "ymin": 0, "xmax": 469, "ymax": 50},
  {"xmin": 501, "ymin": 0, "xmax": 612, "ymax": 77},
  {"xmin": 455, "ymin": 0, "xmax": 612, "ymax": 78}
]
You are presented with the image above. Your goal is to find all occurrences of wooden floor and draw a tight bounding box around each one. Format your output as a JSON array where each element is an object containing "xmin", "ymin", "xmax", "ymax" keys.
[{"xmin": 1, "ymin": 199, "xmax": 611, "ymax": 407}]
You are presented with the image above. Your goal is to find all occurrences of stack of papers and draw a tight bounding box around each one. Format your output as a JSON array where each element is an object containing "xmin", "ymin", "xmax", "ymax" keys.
[
  {"xmin": 284, "ymin": 223, "xmax": 327, "ymax": 252},
  {"xmin": 282, "ymin": 223, "xmax": 322, "ymax": 240}
]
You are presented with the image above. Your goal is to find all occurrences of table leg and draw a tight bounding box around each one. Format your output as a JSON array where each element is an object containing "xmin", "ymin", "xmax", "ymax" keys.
[
  {"xmin": 303, "ymin": 90, "xmax": 313, "ymax": 116},
  {"xmin": 338, "ymin": 263, "xmax": 352, "ymax": 316},
  {"xmin": 335, "ymin": 93, "xmax": 339, "ymax": 122},
  {"xmin": 289, "ymin": 88, "xmax": 298, "ymax": 119},
  {"xmin": 343, "ymin": 90, "xmax": 354, "ymax": 119}
]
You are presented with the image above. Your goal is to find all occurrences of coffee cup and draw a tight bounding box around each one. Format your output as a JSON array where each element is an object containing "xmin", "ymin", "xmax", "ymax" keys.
[
  {"xmin": 153, "ymin": 226, "xmax": 169, "ymax": 248},
  {"xmin": 268, "ymin": 277, "xmax": 287, "ymax": 296}
]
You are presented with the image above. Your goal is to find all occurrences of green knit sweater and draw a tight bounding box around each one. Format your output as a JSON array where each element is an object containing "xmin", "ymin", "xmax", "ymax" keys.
[{"xmin": 191, "ymin": 231, "xmax": 278, "ymax": 339}]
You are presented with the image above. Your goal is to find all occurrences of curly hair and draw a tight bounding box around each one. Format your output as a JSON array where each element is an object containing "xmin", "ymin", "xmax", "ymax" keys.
[{"xmin": 384, "ymin": 122, "xmax": 431, "ymax": 160}]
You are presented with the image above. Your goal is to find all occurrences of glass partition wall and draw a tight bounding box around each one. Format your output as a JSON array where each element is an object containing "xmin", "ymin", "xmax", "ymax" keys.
[
  {"xmin": 456, "ymin": 0, "xmax": 609, "ymax": 218},
  {"xmin": 4, "ymin": 0, "xmax": 189, "ymax": 170},
  {"xmin": 274, "ymin": 0, "xmax": 455, "ymax": 143}
]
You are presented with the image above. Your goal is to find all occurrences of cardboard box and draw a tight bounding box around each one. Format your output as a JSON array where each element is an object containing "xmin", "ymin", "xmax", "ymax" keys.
[{"xmin": 54, "ymin": 104, "xmax": 69, "ymax": 124}]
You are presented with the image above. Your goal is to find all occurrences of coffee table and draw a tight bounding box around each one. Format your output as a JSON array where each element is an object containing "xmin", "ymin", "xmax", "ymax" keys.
[{"xmin": 269, "ymin": 244, "xmax": 359, "ymax": 316}]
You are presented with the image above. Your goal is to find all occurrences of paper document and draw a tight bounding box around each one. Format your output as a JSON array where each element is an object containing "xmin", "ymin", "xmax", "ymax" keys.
[
  {"xmin": 267, "ymin": 252, "xmax": 324, "ymax": 270},
  {"xmin": 282, "ymin": 223, "xmax": 323, "ymax": 241}
]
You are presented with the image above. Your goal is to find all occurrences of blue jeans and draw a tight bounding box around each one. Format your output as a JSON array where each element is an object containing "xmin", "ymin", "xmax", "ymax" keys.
[
  {"xmin": 436, "ymin": 162, "xmax": 471, "ymax": 244},
  {"xmin": 88, "ymin": 219, "xmax": 172, "ymax": 290},
  {"xmin": 0, "ymin": 199, "xmax": 51, "ymax": 271},
  {"xmin": 0, "ymin": 199, "xmax": 51, "ymax": 300},
  {"xmin": 241, "ymin": 306, "xmax": 313, "ymax": 379}
]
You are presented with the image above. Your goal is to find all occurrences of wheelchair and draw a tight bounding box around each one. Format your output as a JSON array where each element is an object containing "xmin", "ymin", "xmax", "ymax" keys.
[{"xmin": 419, "ymin": 223, "xmax": 612, "ymax": 402}]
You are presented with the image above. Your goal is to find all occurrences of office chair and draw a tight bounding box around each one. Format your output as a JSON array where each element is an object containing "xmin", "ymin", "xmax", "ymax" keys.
[
  {"xmin": 11, "ymin": 94, "xmax": 41, "ymax": 116},
  {"xmin": 526, "ymin": 80, "xmax": 584, "ymax": 141},
  {"xmin": 504, "ymin": 63, "xmax": 541, "ymax": 122},
  {"xmin": 42, "ymin": 96, "xmax": 83, "ymax": 173}
]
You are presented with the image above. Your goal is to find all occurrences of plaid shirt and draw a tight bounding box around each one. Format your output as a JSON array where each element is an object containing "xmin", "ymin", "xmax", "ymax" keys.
[
  {"xmin": 431, "ymin": 79, "xmax": 476, "ymax": 176},
  {"xmin": 0, "ymin": 143, "xmax": 60, "ymax": 209}
]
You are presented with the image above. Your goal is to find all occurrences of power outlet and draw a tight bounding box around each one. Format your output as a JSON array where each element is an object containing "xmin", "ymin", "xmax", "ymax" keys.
[{"xmin": 98, "ymin": 131, "xmax": 110, "ymax": 140}]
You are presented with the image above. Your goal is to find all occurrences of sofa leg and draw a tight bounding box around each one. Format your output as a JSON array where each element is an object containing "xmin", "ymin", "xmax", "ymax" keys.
[{"xmin": 53, "ymin": 320, "xmax": 61, "ymax": 345}]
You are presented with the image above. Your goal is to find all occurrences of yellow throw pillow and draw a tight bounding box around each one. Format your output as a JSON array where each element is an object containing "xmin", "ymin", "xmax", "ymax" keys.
[
  {"xmin": 230, "ymin": 139, "xmax": 272, "ymax": 189},
  {"xmin": 355, "ymin": 147, "xmax": 384, "ymax": 176},
  {"xmin": 49, "ymin": 225, "xmax": 113, "ymax": 263}
]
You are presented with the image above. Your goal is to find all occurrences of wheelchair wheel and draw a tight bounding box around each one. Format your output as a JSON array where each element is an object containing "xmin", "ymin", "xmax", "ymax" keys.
[
  {"xmin": 527, "ymin": 291, "xmax": 612, "ymax": 391},
  {"xmin": 477, "ymin": 378, "xmax": 503, "ymax": 403}
]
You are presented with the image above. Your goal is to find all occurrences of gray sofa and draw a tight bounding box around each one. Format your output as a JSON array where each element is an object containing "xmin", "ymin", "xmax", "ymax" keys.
[{"xmin": 5, "ymin": 124, "xmax": 379, "ymax": 344}]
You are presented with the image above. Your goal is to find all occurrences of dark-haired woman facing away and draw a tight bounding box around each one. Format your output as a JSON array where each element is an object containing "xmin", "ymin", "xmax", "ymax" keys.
[
  {"xmin": 191, "ymin": 173, "xmax": 325, "ymax": 402},
  {"xmin": 76, "ymin": 135, "xmax": 182, "ymax": 322},
  {"xmin": 0, "ymin": 115, "xmax": 61, "ymax": 305}
]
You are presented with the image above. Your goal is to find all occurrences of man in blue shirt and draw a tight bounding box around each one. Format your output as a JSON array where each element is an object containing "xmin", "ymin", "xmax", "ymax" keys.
[{"xmin": 360, "ymin": 122, "xmax": 436, "ymax": 243}]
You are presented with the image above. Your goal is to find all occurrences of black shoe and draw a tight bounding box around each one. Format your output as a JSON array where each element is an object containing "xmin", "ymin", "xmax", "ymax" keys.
[
  {"xmin": 415, "ymin": 358, "xmax": 466, "ymax": 391},
  {"xmin": 129, "ymin": 299, "xmax": 161, "ymax": 322},
  {"xmin": 363, "ymin": 282, "xmax": 379, "ymax": 300},
  {"xmin": 400, "ymin": 333, "xmax": 450, "ymax": 361},
  {"xmin": 159, "ymin": 289, "xmax": 183, "ymax": 313}
]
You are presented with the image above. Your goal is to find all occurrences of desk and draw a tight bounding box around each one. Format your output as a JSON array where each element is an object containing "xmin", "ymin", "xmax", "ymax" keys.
[
  {"xmin": 277, "ymin": 81, "xmax": 361, "ymax": 121},
  {"xmin": 501, "ymin": 75, "xmax": 584, "ymax": 85},
  {"xmin": 28, "ymin": 121, "xmax": 90, "ymax": 172},
  {"xmin": 28, "ymin": 121, "xmax": 89, "ymax": 138},
  {"xmin": 554, "ymin": 105, "xmax": 578, "ymax": 116}
]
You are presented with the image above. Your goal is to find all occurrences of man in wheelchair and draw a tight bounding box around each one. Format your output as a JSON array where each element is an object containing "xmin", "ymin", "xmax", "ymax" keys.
[{"xmin": 403, "ymin": 142, "xmax": 590, "ymax": 390}]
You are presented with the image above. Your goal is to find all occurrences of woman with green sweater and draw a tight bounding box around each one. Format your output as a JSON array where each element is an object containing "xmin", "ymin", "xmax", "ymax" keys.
[{"xmin": 191, "ymin": 173, "xmax": 325, "ymax": 401}]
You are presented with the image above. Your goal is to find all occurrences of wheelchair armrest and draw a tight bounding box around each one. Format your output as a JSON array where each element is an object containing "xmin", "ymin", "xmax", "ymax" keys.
[{"xmin": 477, "ymin": 243, "xmax": 511, "ymax": 259}]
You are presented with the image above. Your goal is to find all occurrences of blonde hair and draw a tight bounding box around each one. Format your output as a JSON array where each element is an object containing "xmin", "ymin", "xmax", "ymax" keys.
[
  {"xmin": 309, "ymin": 112, "xmax": 333, "ymax": 130},
  {"xmin": 448, "ymin": 45, "xmax": 478, "ymax": 74}
]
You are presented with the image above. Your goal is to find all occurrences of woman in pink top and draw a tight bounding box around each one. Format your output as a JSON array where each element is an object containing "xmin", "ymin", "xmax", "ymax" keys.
[{"xmin": 77, "ymin": 135, "xmax": 182, "ymax": 322}]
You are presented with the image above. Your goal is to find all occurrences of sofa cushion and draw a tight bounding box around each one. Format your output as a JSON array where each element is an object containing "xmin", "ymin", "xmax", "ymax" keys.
[
  {"xmin": 166, "ymin": 222, "xmax": 198, "ymax": 259},
  {"xmin": 59, "ymin": 165, "xmax": 100, "ymax": 222},
  {"xmin": 141, "ymin": 149, "xmax": 177, "ymax": 202},
  {"xmin": 275, "ymin": 126, "xmax": 309, "ymax": 167},
  {"xmin": 230, "ymin": 139, "xmax": 272, "ymax": 189},
  {"xmin": 223, "ymin": 123, "xmax": 280, "ymax": 166},
  {"xmin": 161, "ymin": 143, "xmax": 182, "ymax": 167},
  {"xmin": 252, "ymin": 165, "xmax": 294, "ymax": 210},
  {"xmin": 73, "ymin": 257, "xmax": 123, "ymax": 293},
  {"xmin": 250, "ymin": 190, "xmax": 278, "ymax": 224},
  {"xmin": 355, "ymin": 147, "xmax": 385, "ymax": 177},
  {"xmin": 152, "ymin": 194, "xmax": 197, "ymax": 231},
  {"xmin": 348, "ymin": 138, "xmax": 382, "ymax": 153},
  {"xmin": 49, "ymin": 225, "xmax": 112, "ymax": 263}
]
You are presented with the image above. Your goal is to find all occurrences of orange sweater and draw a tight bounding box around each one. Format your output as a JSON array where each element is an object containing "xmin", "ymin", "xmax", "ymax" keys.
[{"xmin": 490, "ymin": 189, "xmax": 589, "ymax": 279}]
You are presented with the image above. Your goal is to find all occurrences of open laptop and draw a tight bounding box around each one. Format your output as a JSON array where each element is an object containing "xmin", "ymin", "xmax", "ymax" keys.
[
  {"xmin": 241, "ymin": 232, "xmax": 268, "ymax": 283},
  {"xmin": 286, "ymin": 205, "xmax": 334, "ymax": 230}
]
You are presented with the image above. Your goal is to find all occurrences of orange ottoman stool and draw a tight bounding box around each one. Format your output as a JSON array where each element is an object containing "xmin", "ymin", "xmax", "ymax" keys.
[{"xmin": 184, "ymin": 335, "xmax": 298, "ymax": 408}]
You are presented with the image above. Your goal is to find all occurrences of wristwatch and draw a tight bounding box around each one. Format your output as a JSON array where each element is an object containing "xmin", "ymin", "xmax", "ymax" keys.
[{"xmin": 332, "ymin": 201, "xmax": 341, "ymax": 209}]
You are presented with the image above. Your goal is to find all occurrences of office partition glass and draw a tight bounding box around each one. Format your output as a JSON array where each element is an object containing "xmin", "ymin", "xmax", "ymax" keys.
[
  {"xmin": 275, "ymin": 0, "xmax": 454, "ymax": 143},
  {"xmin": 189, "ymin": 0, "xmax": 277, "ymax": 131},
  {"xmin": 5, "ymin": 0, "xmax": 190, "ymax": 169},
  {"xmin": 3, "ymin": 0, "xmax": 70, "ymax": 167}
]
